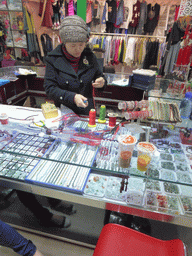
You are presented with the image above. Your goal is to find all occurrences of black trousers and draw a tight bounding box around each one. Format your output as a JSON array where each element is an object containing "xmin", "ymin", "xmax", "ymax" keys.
[{"xmin": 16, "ymin": 190, "xmax": 54, "ymax": 223}]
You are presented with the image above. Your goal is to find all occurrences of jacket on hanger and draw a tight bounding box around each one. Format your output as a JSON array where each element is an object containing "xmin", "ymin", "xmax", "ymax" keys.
[{"xmin": 144, "ymin": 3, "xmax": 160, "ymax": 35}]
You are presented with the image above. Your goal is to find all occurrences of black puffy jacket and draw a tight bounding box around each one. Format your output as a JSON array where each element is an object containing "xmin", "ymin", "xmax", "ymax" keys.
[{"xmin": 44, "ymin": 44, "xmax": 107, "ymax": 116}]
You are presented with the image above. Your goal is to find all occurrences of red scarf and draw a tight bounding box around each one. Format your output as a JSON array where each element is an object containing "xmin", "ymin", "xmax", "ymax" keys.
[{"xmin": 62, "ymin": 45, "xmax": 80, "ymax": 73}]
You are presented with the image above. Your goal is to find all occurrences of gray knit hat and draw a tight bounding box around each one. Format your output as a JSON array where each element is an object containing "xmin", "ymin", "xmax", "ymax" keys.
[{"xmin": 59, "ymin": 15, "xmax": 89, "ymax": 44}]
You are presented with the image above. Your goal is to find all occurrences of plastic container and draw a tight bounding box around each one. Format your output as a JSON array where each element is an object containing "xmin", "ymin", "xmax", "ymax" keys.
[
  {"xmin": 173, "ymin": 153, "xmax": 187, "ymax": 163},
  {"xmin": 179, "ymin": 92, "xmax": 192, "ymax": 119},
  {"xmin": 126, "ymin": 190, "xmax": 144, "ymax": 206},
  {"xmin": 161, "ymin": 169, "xmax": 177, "ymax": 182},
  {"xmin": 180, "ymin": 184, "xmax": 192, "ymax": 196},
  {"xmin": 84, "ymin": 174, "xmax": 108, "ymax": 197},
  {"xmin": 175, "ymin": 161, "xmax": 191, "ymax": 172},
  {"xmin": 160, "ymin": 161, "xmax": 175, "ymax": 171},
  {"xmin": 105, "ymin": 177, "xmax": 126, "ymax": 201},
  {"xmin": 163, "ymin": 182, "xmax": 181, "ymax": 195},
  {"xmin": 0, "ymin": 113, "xmax": 9, "ymax": 125},
  {"xmin": 180, "ymin": 196, "xmax": 192, "ymax": 215},
  {"xmin": 137, "ymin": 142, "xmax": 156, "ymax": 172},
  {"xmin": 145, "ymin": 180, "xmax": 162, "ymax": 192},
  {"xmin": 160, "ymin": 153, "xmax": 173, "ymax": 161},
  {"xmin": 128, "ymin": 177, "xmax": 145, "ymax": 192},
  {"xmin": 176, "ymin": 171, "xmax": 192, "ymax": 184},
  {"xmin": 118, "ymin": 135, "xmax": 137, "ymax": 168}
]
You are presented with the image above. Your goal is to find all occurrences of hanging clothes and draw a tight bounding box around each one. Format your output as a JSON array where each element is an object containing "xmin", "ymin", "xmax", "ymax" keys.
[
  {"xmin": 92, "ymin": 0, "xmax": 101, "ymax": 26},
  {"xmin": 143, "ymin": 39, "xmax": 159, "ymax": 69},
  {"xmin": 174, "ymin": 6, "xmax": 180, "ymax": 21},
  {"xmin": 136, "ymin": 1, "xmax": 147, "ymax": 35},
  {"xmin": 68, "ymin": 0, "xmax": 75, "ymax": 16},
  {"xmin": 153, "ymin": 5, "xmax": 169, "ymax": 37},
  {"xmin": 104, "ymin": 36, "xmax": 112, "ymax": 65},
  {"xmin": 101, "ymin": 0, "xmax": 108, "ymax": 25},
  {"xmin": 164, "ymin": 41, "xmax": 180, "ymax": 75},
  {"xmin": 129, "ymin": 0, "xmax": 140, "ymax": 28},
  {"xmin": 60, "ymin": 1, "xmax": 66, "ymax": 21},
  {"xmin": 113, "ymin": 38, "xmax": 120, "ymax": 64},
  {"xmin": 119, "ymin": 38, "xmax": 125, "ymax": 63},
  {"xmin": 106, "ymin": 0, "xmax": 116, "ymax": 33},
  {"xmin": 124, "ymin": 37, "xmax": 137, "ymax": 66},
  {"xmin": 52, "ymin": 32, "xmax": 61, "ymax": 49},
  {"xmin": 39, "ymin": 0, "xmax": 44, "ymax": 16},
  {"xmin": 86, "ymin": 0, "xmax": 92, "ymax": 24},
  {"xmin": 41, "ymin": 33, "xmax": 53, "ymax": 57},
  {"xmin": 120, "ymin": 0, "xmax": 136, "ymax": 30},
  {"xmin": 157, "ymin": 40, "xmax": 166, "ymax": 69},
  {"xmin": 41, "ymin": 0, "xmax": 53, "ymax": 28},
  {"xmin": 176, "ymin": 25, "xmax": 192, "ymax": 66},
  {"xmin": 23, "ymin": 6, "xmax": 39, "ymax": 55},
  {"xmin": 114, "ymin": 0, "xmax": 124, "ymax": 27},
  {"xmin": 144, "ymin": 3, "xmax": 160, "ymax": 35},
  {"xmin": 159, "ymin": 21, "xmax": 185, "ymax": 76}
]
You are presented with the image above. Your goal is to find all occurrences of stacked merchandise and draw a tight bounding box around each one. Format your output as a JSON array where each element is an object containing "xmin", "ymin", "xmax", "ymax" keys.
[
  {"xmin": 130, "ymin": 69, "xmax": 156, "ymax": 91},
  {"xmin": 148, "ymin": 100, "xmax": 181, "ymax": 123}
]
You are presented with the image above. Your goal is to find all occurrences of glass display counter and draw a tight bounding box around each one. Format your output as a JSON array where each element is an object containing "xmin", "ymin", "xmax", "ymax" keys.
[{"xmin": 0, "ymin": 103, "xmax": 192, "ymax": 230}]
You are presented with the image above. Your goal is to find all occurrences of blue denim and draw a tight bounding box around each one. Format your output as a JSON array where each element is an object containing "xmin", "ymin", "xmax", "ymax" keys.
[{"xmin": 0, "ymin": 219, "xmax": 36, "ymax": 256}]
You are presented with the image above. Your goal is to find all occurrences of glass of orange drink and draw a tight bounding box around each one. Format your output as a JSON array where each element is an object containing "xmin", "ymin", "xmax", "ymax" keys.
[
  {"xmin": 118, "ymin": 135, "xmax": 137, "ymax": 168},
  {"xmin": 137, "ymin": 142, "xmax": 156, "ymax": 172}
]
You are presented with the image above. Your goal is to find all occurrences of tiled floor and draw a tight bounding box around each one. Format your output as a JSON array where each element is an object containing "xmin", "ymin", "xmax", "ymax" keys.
[
  {"xmin": 0, "ymin": 189, "xmax": 192, "ymax": 255},
  {"xmin": 0, "ymin": 229, "xmax": 95, "ymax": 256}
]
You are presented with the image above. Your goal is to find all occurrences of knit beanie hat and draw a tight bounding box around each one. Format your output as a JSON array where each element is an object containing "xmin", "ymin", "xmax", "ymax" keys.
[{"xmin": 59, "ymin": 15, "xmax": 89, "ymax": 44}]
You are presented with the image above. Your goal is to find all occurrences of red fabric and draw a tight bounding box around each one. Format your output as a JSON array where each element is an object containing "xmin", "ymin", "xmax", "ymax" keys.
[
  {"xmin": 62, "ymin": 45, "xmax": 80, "ymax": 72},
  {"xmin": 182, "ymin": 45, "xmax": 192, "ymax": 65},
  {"xmin": 38, "ymin": 0, "xmax": 44, "ymax": 16},
  {"xmin": 176, "ymin": 48, "xmax": 184, "ymax": 65},
  {"xmin": 1, "ymin": 60, "xmax": 16, "ymax": 67},
  {"xmin": 176, "ymin": 45, "xmax": 192, "ymax": 65},
  {"xmin": 129, "ymin": 0, "xmax": 141, "ymax": 27},
  {"xmin": 41, "ymin": 0, "xmax": 53, "ymax": 27},
  {"xmin": 174, "ymin": 6, "xmax": 180, "ymax": 21}
]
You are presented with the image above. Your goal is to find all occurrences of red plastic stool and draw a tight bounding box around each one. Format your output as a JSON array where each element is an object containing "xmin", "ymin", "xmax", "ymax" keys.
[{"xmin": 93, "ymin": 224, "xmax": 187, "ymax": 256}]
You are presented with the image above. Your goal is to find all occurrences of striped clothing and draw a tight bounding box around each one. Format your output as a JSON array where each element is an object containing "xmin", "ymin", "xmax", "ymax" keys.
[{"xmin": 62, "ymin": 45, "xmax": 80, "ymax": 72}]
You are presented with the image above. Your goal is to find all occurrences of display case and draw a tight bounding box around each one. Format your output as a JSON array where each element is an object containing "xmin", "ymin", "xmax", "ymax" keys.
[
  {"xmin": 0, "ymin": 64, "xmax": 192, "ymax": 246},
  {"xmin": 0, "ymin": 103, "xmax": 191, "ymax": 228},
  {"xmin": 0, "ymin": 0, "xmax": 27, "ymax": 58}
]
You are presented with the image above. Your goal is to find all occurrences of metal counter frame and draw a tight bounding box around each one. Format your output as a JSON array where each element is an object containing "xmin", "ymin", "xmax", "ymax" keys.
[{"xmin": 1, "ymin": 176, "xmax": 192, "ymax": 229}]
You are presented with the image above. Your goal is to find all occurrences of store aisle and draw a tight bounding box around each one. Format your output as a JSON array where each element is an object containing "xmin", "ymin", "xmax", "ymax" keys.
[{"xmin": 0, "ymin": 229, "xmax": 95, "ymax": 256}]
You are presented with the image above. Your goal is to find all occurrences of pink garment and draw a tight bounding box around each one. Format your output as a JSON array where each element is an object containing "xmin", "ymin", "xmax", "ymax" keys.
[
  {"xmin": 113, "ymin": 39, "xmax": 120, "ymax": 65},
  {"xmin": 68, "ymin": 0, "xmax": 74, "ymax": 16},
  {"xmin": 86, "ymin": 1, "xmax": 92, "ymax": 23}
]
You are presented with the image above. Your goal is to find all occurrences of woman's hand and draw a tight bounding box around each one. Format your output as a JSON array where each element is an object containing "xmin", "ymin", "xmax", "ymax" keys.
[
  {"xmin": 92, "ymin": 77, "xmax": 105, "ymax": 88},
  {"xmin": 74, "ymin": 94, "xmax": 88, "ymax": 108}
]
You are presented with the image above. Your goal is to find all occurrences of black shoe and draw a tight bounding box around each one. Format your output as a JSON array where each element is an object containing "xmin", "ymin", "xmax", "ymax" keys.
[
  {"xmin": 51, "ymin": 202, "xmax": 77, "ymax": 215},
  {"xmin": 130, "ymin": 216, "xmax": 151, "ymax": 235},
  {"xmin": 39, "ymin": 215, "xmax": 71, "ymax": 228},
  {"xmin": 0, "ymin": 189, "xmax": 17, "ymax": 210},
  {"xmin": 108, "ymin": 212, "xmax": 129, "ymax": 226}
]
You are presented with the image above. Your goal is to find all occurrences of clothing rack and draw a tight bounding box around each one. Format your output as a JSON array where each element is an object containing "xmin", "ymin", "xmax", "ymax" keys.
[
  {"xmin": 90, "ymin": 32, "xmax": 166, "ymax": 39},
  {"xmin": 90, "ymin": 31, "xmax": 167, "ymax": 72}
]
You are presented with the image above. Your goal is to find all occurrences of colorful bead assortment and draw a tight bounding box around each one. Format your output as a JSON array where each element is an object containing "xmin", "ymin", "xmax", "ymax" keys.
[{"xmin": 84, "ymin": 174, "xmax": 108, "ymax": 197}]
